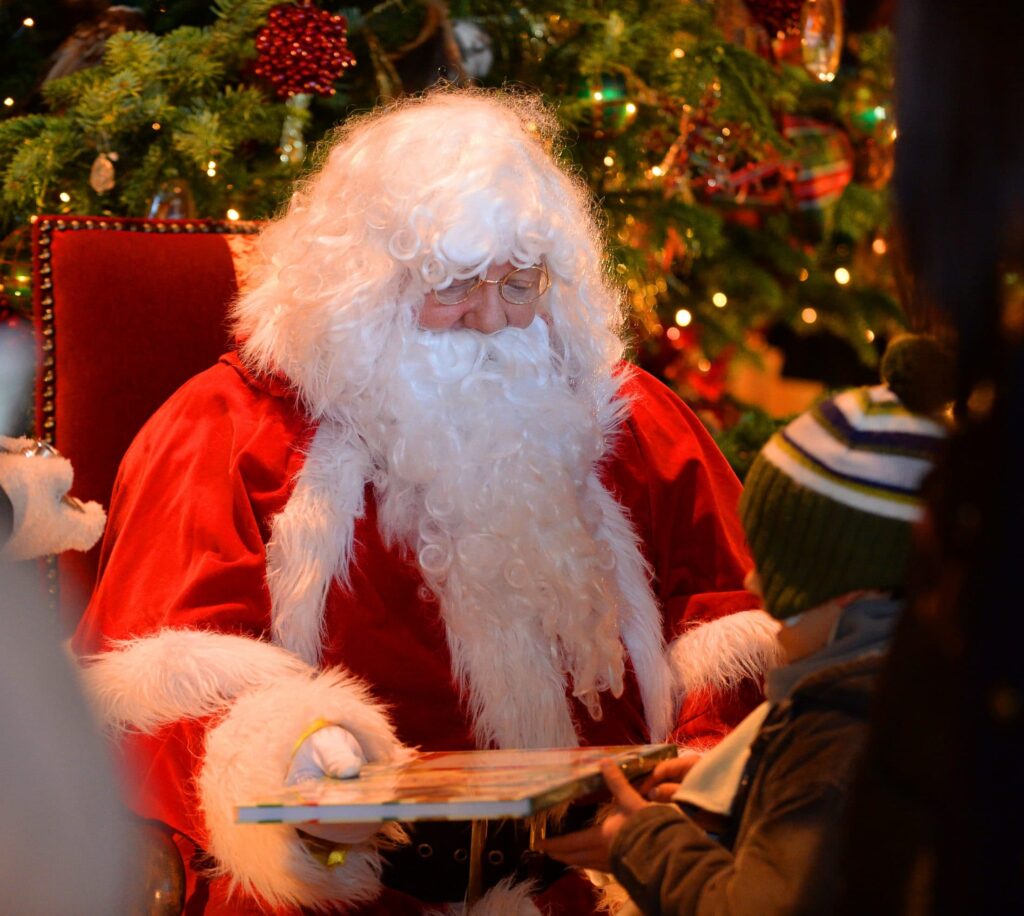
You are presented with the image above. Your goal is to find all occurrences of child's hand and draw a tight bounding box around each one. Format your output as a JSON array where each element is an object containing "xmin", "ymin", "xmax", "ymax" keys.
[
  {"xmin": 538, "ymin": 760, "xmax": 652, "ymax": 872},
  {"xmin": 638, "ymin": 750, "xmax": 701, "ymax": 802}
]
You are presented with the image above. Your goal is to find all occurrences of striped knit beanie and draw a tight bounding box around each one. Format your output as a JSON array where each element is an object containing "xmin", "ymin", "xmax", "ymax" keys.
[{"xmin": 738, "ymin": 339, "xmax": 950, "ymax": 618}]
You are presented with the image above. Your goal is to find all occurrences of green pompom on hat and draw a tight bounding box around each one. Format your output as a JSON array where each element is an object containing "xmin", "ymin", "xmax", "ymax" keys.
[{"xmin": 739, "ymin": 343, "xmax": 950, "ymax": 619}]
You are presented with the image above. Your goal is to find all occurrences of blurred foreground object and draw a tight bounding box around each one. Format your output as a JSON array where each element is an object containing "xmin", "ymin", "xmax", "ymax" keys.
[
  {"xmin": 839, "ymin": 0, "xmax": 1024, "ymax": 912},
  {"xmin": 0, "ymin": 565, "xmax": 138, "ymax": 914}
]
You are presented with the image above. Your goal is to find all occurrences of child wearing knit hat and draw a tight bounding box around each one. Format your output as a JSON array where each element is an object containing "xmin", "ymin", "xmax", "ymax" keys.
[{"xmin": 541, "ymin": 335, "xmax": 952, "ymax": 914}]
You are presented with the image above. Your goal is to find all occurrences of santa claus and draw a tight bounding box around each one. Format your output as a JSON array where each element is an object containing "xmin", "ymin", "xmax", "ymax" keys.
[{"xmin": 75, "ymin": 90, "xmax": 779, "ymax": 914}]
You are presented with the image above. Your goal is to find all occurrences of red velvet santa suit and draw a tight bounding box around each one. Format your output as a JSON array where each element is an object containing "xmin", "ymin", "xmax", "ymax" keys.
[{"xmin": 75, "ymin": 351, "xmax": 777, "ymax": 914}]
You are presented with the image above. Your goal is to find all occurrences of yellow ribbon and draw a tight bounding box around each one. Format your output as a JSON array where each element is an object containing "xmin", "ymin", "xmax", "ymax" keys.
[
  {"xmin": 296, "ymin": 828, "xmax": 348, "ymax": 869},
  {"xmin": 326, "ymin": 849, "xmax": 348, "ymax": 868},
  {"xmin": 291, "ymin": 717, "xmax": 334, "ymax": 758}
]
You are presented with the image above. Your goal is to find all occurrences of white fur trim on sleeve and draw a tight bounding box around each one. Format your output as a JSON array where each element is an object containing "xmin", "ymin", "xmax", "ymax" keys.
[
  {"xmin": 668, "ymin": 609, "xmax": 784, "ymax": 699},
  {"xmin": 200, "ymin": 668, "xmax": 409, "ymax": 910},
  {"xmin": 0, "ymin": 443, "xmax": 105, "ymax": 561},
  {"xmin": 78, "ymin": 629, "xmax": 314, "ymax": 733}
]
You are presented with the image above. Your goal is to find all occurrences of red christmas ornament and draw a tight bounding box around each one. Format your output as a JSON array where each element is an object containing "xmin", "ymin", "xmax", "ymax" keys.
[{"xmin": 254, "ymin": 1, "xmax": 356, "ymax": 99}]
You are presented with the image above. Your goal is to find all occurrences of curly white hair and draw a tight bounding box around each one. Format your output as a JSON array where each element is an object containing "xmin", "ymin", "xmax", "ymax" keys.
[{"xmin": 232, "ymin": 88, "xmax": 627, "ymax": 419}]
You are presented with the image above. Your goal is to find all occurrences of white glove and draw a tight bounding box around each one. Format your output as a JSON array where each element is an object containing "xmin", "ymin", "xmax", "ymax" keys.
[
  {"xmin": 287, "ymin": 724, "xmax": 366, "ymax": 784},
  {"xmin": 286, "ymin": 725, "xmax": 377, "ymax": 846},
  {"xmin": 0, "ymin": 438, "xmax": 106, "ymax": 561}
]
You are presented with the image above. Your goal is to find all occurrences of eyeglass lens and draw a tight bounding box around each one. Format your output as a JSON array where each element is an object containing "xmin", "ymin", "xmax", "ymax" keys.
[{"xmin": 434, "ymin": 267, "xmax": 547, "ymax": 305}]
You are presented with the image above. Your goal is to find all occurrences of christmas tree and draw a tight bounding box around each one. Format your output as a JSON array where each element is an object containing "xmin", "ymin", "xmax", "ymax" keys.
[{"xmin": 0, "ymin": 0, "xmax": 901, "ymax": 468}]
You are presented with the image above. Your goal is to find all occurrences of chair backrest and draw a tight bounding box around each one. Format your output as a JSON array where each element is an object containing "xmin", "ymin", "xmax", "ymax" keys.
[{"xmin": 32, "ymin": 215, "xmax": 261, "ymax": 627}]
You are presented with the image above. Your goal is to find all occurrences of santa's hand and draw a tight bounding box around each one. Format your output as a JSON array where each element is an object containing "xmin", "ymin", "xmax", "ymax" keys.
[
  {"xmin": 287, "ymin": 724, "xmax": 378, "ymax": 846},
  {"xmin": 288, "ymin": 723, "xmax": 366, "ymax": 784}
]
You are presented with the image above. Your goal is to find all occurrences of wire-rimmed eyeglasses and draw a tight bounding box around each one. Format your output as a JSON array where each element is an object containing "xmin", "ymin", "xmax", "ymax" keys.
[{"xmin": 432, "ymin": 265, "xmax": 550, "ymax": 306}]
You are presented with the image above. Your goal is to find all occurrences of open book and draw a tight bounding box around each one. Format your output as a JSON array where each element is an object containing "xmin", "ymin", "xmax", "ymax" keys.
[{"xmin": 237, "ymin": 744, "xmax": 676, "ymax": 825}]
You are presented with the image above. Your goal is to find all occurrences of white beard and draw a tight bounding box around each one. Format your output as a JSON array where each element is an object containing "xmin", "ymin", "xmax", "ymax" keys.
[{"xmin": 363, "ymin": 318, "xmax": 631, "ymax": 749}]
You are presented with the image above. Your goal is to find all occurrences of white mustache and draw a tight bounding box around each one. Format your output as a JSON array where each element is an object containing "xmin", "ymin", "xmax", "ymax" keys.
[{"xmin": 406, "ymin": 316, "xmax": 553, "ymax": 387}]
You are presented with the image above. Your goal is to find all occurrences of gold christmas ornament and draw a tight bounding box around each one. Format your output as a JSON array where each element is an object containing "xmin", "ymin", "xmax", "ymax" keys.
[{"xmin": 88, "ymin": 151, "xmax": 118, "ymax": 193}]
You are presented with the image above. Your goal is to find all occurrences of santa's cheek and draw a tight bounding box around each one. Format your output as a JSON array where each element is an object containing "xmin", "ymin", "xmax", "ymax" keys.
[
  {"xmin": 418, "ymin": 302, "xmax": 467, "ymax": 330},
  {"xmin": 508, "ymin": 303, "xmax": 538, "ymax": 329}
]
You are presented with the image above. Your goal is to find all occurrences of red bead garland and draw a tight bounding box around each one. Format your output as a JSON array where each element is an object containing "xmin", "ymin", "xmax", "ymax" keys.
[{"xmin": 254, "ymin": 1, "xmax": 356, "ymax": 99}]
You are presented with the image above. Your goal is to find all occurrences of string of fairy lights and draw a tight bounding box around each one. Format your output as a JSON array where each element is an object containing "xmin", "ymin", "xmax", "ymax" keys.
[{"xmin": 3, "ymin": 17, "xmax": 36, "ymax": 108}]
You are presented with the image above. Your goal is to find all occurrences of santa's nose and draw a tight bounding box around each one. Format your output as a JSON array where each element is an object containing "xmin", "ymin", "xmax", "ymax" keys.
[
  {"xmin": 461, "ymin": 282, "xmax": 536, "ymax": 334},
  {"xmin": 462, "ymin": 283, "xmax": 509, "ymax": 334}
]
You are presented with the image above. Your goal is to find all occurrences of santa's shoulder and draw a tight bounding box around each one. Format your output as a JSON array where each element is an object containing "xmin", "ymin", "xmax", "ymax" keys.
[
  {"xmin": 117, "ymin": 351, "xmax": 313, "ymax": 483},
  {"xmin": 614, "ymin": 362, "xmax": 707, "ymax": 430}
]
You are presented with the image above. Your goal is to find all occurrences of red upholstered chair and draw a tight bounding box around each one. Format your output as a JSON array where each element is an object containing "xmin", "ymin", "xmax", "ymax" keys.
[{"xmin": 31, "ymin": 215, "xmax": 261, "ymax": 629}]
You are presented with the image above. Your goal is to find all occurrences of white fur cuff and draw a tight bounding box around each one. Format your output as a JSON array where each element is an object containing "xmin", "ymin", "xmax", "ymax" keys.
[
  {"xmin": 668, "ymin": 609, "xmax": 783, "ymax": 700},
  {"xmin": 200, "ymin": 668, "xmax": 408, "ymax": 910},
  {"xmin": 79, "ymin": 629, "xmax": 313, "ymax": 733}
]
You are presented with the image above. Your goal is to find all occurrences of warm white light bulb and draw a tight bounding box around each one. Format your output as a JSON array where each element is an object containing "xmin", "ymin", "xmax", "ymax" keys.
[
  {"xmin": 675, "ymin": 309, "xmax": 693, "ymax": 327},
  {"xmin": 834, "ymin": 267, "xmax": 851, "ymax": 285},
  {"xmin": 712, "ymin": 292, "xmax": 728, "ymax": 308}
]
